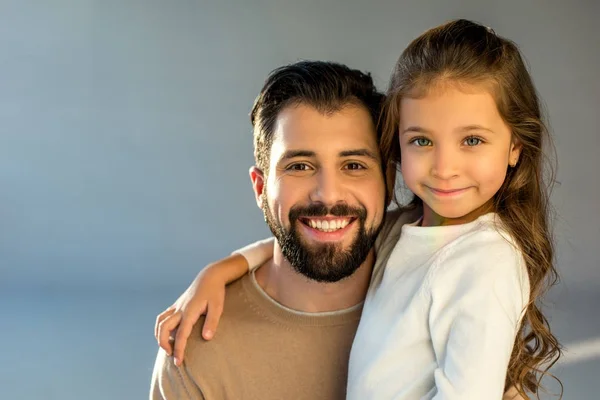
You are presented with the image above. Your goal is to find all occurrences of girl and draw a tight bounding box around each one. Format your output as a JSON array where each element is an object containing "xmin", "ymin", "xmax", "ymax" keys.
[{"xmin": 156, "ymin": 19, "xmax": 561, "ymax": 399}]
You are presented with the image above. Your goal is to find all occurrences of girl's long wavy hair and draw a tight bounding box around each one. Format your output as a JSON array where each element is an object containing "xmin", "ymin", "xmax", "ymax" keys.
[{"xmin": 379, "ymin": 19, "xmax": 562, "ymax": 398}]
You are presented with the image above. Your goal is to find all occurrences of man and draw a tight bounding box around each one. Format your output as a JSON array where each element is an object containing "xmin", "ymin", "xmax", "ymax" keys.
[{"xmin": 150, "ymin": 60, "xmax": 394, "ymax": 400}]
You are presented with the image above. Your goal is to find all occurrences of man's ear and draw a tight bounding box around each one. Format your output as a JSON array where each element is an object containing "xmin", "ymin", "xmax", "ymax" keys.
[{"xmin": 249, "ymin": 166, "xmax": 265, "ymax": 208}]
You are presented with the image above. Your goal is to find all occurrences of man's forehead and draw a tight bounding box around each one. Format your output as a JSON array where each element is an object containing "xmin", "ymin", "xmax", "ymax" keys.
[{"xmin": 271, "ymin": 103, "xmax": 379, "ymax": 153}]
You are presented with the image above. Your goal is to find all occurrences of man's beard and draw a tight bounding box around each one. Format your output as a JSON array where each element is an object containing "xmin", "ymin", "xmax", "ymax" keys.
[{"xmin": 262, "ymin": 195, "xmax": 381, "ymax": 283}]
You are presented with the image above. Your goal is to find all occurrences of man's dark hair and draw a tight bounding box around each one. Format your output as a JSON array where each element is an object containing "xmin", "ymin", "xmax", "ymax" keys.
[{"xmin": 250, "ymin": 60, "xmax": 385, "ymax": 174}]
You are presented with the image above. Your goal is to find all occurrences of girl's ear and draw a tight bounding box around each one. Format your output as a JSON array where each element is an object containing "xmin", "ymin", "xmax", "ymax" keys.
[{"xmin": 509, "ymin": 139, "xmax": 523, "ymax": 167}]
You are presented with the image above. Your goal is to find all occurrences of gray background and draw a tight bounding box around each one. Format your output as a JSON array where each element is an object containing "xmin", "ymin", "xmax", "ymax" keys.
[{"xmin": 1, "ymin": 0, "xmax": 598, "ymax": 399}]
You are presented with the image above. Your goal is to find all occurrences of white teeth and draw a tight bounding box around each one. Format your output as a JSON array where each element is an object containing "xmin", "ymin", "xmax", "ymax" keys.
[{"xmin": 306, "ymin": 219, "xmax": 350, "ymax": 232}]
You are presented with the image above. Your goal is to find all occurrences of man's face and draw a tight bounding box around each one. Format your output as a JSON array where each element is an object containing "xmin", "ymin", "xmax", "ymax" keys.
[{"xmin": 252, "ymin": 103, "xmax": 386, "ymax": 282}]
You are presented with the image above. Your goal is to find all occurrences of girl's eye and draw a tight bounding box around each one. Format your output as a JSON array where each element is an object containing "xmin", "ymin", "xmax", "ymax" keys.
[
  {"xmin": 464, "ymin": 136, "xmax": 483, "ymax": 146},
  {"xmin": 345, "ymin": 163, "xmax": 365, "ymax": 170},
  {"xmin": 412, "ymin": 137, "xmax": 432, "ymax": 147},
  {"xmin": 287, "ymin": 163, "xmax": 312, "ymax": 171}
]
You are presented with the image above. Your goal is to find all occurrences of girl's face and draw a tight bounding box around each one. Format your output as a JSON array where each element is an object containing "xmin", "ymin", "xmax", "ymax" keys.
[{"xmin": 398, "ymin": 82, "xmax": 522, "ymax": 227}]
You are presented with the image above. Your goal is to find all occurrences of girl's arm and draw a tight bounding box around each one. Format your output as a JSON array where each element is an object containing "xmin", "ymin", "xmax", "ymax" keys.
[
  {"xmin": 155, "ymin": 238, "xmax": 274, "ymax": 365},
  {"xmin": 156, "ymin": 207, "xmax": 418, "ymax": 366},
  {"xmin": 428, "ymin": 233, "xmax": 530, "ymax": 399}
]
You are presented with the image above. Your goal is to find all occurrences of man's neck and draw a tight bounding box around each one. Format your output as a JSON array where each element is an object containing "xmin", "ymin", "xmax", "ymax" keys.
[{"xmin": 254, "ymin": 244, "xmax": 374, "ymax": 313}]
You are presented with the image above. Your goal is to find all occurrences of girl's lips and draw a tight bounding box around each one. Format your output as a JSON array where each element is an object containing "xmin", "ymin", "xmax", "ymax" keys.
[{"xmin": 427, "ymin": 186, "xmax": 472, "ymax": 197}]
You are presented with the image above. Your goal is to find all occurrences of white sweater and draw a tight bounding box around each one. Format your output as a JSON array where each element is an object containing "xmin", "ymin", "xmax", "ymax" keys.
[{"xmin": 237, "ymin": 210, "xmax": 530, "ymax": 399}]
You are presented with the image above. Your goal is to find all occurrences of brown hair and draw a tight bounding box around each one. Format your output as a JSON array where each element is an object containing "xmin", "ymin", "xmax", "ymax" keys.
[{"xmin": 379, "ymin": 19, "xmax": 562, "ymax": 398}]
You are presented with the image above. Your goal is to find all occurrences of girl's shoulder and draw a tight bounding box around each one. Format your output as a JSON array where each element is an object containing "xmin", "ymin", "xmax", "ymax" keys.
[
  {"xmin": 444, "ymin": 214, "xmax": 522, "ymax": 264},
  {"xmin": 429, "ymin": 214, "xmax": 529, "ymax": 294}
]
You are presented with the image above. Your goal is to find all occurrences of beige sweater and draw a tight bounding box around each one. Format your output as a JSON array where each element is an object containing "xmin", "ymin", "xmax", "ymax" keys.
[{"xmin": 150, "ymin": 270, "xmax": 363, "ymax": 400}]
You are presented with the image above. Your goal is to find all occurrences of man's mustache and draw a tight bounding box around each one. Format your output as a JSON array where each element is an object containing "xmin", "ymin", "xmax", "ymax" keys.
[{"xmin": 289, "ymin": 203, "xmax": 366, "ymax": 220}]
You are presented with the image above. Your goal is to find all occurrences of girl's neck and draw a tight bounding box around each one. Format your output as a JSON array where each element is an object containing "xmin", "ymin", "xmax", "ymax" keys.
[{"xmin": 421, "ymin": 201, "xmax": 495, "ymax": 227}]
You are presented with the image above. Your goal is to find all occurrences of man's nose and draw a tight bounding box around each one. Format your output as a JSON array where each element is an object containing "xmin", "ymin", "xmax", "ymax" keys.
[{"xmin": 310, "ymin": 169, "xmax": 345, "ymax": 206}]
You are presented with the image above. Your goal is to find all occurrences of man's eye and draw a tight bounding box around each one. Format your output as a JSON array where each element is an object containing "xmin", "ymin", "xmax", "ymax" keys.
[
  {"xmin": 288, "ymin": 163, "xmax": 311, "ymax": 171},
  {"xmin": 345, "ymin": 163, "xmax": 366, "ymax": 170},
  {"xmin": 411, "ymin": 137, "xmax": 432, "ymax": 147}
]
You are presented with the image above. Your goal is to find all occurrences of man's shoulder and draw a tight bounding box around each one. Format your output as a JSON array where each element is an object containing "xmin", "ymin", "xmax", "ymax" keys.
[
  {"xmin": 180, "ymin": 272, "xmax": 360, "ymax": 400},
  {"xmin": 180, "ymin": 273, "xmax": 276, "ymax": 399}
]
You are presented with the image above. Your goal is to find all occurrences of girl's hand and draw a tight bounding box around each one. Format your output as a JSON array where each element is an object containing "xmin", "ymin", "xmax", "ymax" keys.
[{"xmin": 155, "ymin": 254, "xmax": 250, "ymax": 365}]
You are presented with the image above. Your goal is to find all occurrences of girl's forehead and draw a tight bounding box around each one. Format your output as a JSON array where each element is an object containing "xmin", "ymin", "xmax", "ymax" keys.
[
  {"xmin": 398, "ymin": 84, "xmax": 512, "ymax": 139},
  {"xmin": 405, "ymin": 76, "xmax": 498, "ymax": 98},
  {"xmin": 401, "ymin": 88, "xmax": 500, "ymax": 122}
]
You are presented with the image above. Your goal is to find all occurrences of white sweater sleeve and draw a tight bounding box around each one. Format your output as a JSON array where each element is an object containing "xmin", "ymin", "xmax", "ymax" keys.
[
  {"xmin": 231, "ymin": 238, "xmax": 275, "ymax": 271},
  {"xmin": 427, "ymin": 232, "xmax": 530, "ymax": 400}
]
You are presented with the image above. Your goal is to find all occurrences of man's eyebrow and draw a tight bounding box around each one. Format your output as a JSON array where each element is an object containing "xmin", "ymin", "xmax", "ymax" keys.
[
  {"xmin": 277, "ymin": 149, "xmax": 379, "ymax": 163},
  {"xmin": 339, "ymin": 149, "xmax": 380, "ymax": 161},
  {"xmin": 278, "ymin": 150, "xmax": 316, "ymax": 162}
]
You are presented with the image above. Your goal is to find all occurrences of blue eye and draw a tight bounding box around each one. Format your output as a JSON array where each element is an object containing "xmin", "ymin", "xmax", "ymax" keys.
[
  {"xmin": 412, "ymin": 137, "xmax": 432, "ymax": 147},
  {"xmin": 464, "ymin": 136, "xmax": 483, "ymax": 146}
]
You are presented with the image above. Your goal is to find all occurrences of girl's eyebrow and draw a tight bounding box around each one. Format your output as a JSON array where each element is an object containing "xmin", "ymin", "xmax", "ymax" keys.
[
  {"xmin": 401, "ymin": 125, "xmax": 495, "ymax": 135},
  {"xmin": 400, "ymin": 126, "xmax": 430, "ymax": 136},
  {"xmin": 457, "ymin": 125, "xmax": 495, "ymax": 134}
]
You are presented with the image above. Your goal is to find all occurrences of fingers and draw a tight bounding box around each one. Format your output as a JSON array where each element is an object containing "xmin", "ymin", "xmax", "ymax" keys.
[
  {"xmin": 202, "ymin": 301, "xmax": 224, "ymax": 341},
  {"xmin": 173, "ymin": 317, "xmax": 196, "ymax": 366},
  {"xmin": 173, "ymin": 298, "xmax": 215, "ymax": 365},
  {"xmin": 155, "ymin": 307, "xmax": 176, "ymax": 340},
  {"xmin": 158, "ymin": 312, "xmax": 182, "ymax": 356}
]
